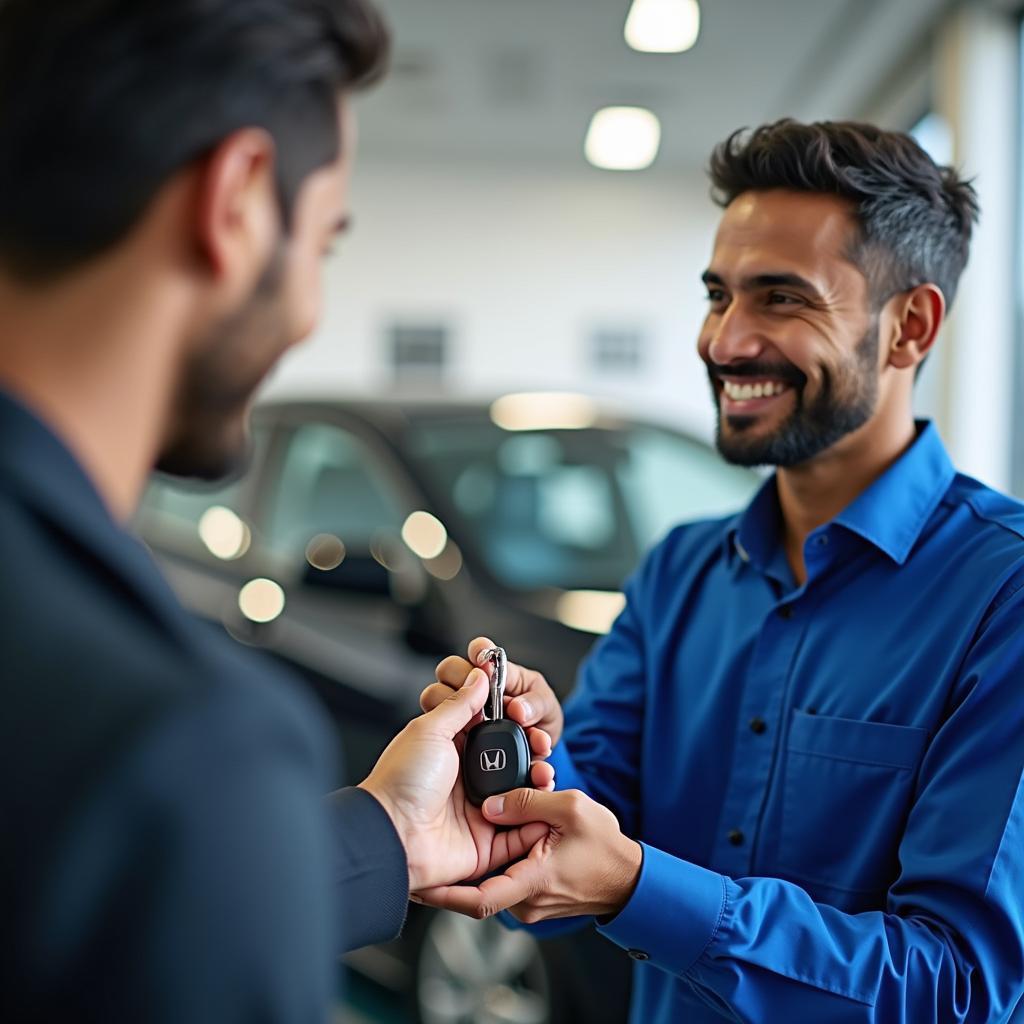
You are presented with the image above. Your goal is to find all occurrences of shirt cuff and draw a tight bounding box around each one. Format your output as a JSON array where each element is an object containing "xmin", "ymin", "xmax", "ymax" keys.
[{"xmin": 597, "ymin": 843, "xmax": 727, "ymax": 976}]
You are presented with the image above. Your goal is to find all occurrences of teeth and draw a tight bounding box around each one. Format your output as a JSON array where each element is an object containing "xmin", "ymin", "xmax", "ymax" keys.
[{"xmin": 723, "ymin": 380, "xmax": 786, "ymax": 400}]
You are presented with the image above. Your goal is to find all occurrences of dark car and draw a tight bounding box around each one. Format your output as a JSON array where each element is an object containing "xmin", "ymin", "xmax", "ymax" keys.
[{"xmin": 136, "ymin": 394, "xmax": 759, "ymax": 1024}]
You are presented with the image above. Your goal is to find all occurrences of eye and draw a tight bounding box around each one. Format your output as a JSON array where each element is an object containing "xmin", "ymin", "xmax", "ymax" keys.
[
  {"xmin": 705, "ymin": 288, "xmax": 727, "ymax": 304},
  {"xmin": 767, "ymin": 291, "xmax": 801, "ymax": 307}
]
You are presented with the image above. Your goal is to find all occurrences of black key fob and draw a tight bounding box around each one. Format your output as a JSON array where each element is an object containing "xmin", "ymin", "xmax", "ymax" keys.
[
  {"xmin": 463, "ymin": 719, "xmax": 531, "ymax": 807},
  {"xmin": 462, "ymin": 647, "xmax": 532, "ymax": 807}
]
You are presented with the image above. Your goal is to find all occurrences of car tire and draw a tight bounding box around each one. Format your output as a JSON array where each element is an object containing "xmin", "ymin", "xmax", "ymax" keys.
[{"xmin": 410, "ymin": 908, "xmax": 630, "ymax": 1024}]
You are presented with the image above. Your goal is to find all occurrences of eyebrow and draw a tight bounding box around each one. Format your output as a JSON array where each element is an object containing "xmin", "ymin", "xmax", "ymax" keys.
[{"xmin": 702, "ymin": 269, "xmax": 825, "ymax": 301}]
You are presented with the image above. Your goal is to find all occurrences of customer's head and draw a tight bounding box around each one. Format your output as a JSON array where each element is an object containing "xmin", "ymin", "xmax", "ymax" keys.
[
  {"xmin": 0, "ymin": 0, "xmax": 389, "ymax": 477},
  {"xmin": 698, "ymin": 119, "xmax": 978, "ymax": 468}
]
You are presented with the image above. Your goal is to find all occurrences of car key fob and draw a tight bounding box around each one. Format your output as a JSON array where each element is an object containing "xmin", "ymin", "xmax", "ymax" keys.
[{"xmin": 462, "ymin": 647, "xmax": 531, "ymax": 807}]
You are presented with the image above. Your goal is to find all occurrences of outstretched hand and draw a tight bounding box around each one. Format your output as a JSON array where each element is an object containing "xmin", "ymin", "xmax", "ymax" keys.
[
  {"xmin": 422, "ymin": 636, "xmax": 564, "ymax": 784},
  {"xmin": 359, "ymin": 670, "xmax": 551, "ymax": 893},
  {"xmin": 412, "ymin": 787, "xmax": 643, "ymax": 923}
]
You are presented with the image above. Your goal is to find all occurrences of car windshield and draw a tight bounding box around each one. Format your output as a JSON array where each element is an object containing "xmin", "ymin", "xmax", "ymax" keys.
[{"xmin": 403, "ymin": 416, "xmax": 760, "ymax": 592}]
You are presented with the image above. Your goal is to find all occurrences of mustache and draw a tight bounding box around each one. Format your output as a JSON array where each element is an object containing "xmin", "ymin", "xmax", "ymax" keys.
[{"xmin": 707, "ymin": 360, "xmax": 806, "ymax": 387}]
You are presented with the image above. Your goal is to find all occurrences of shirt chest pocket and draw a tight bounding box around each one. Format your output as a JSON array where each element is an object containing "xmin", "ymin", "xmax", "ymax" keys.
[{"xmin": 774, "ymin": 711, "xmax": 928, "ymax": 899}]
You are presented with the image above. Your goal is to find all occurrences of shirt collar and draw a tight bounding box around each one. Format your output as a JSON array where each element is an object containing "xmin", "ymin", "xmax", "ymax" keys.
[
  {"xmin": 832, "ymin": 420, "xmax": 955, "ymax": 564},
  {"xmin": 726, "ymin": 420, "xmax": 956, "ymax": 570},
  {"xmin": 728, "ymin": 474, "xmax": 782, "ymax": 573}
]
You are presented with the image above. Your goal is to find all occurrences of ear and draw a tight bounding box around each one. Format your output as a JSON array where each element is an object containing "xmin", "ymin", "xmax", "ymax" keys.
[
  {"xmin": 192, "ymin": 128, "xmax": 279, "ymax": 285},
  {"xmin": 886, "ymin": 283, "xmax": 945, "ymax": 371}
]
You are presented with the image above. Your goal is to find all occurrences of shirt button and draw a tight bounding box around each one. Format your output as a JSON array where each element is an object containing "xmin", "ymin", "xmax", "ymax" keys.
[
  {"xmin": 728, "ymin": 828, "xmax": 745, "ymax": 846},
  {"xmin": 628, "ymin": 949, "xmax": 650, "ymax": 961},
  {"xmin": 749, "ymin": 717, "xmax": 767, "ymax": 734},
  {"xmin": 778, "ymin": 605, "xmax": 793, "ymax": 619},
  {"xmin": 815, "ymin": 534, "xmax": 829, "ymax": 547}
]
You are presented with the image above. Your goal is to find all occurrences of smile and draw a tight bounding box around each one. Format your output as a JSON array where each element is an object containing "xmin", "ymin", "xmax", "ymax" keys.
[{"xmin": 720, "ymin": 378, "xmax": 792, "ymax": 403}]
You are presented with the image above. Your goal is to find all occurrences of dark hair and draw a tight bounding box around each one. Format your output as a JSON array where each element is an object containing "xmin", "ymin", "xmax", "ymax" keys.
[
  {"xmin": 708, "ymin": 119, "xmax": 979, "ymax": 310},
  {"xmin": 0, "ymin": 0, "xmax": 390, "ymax": 281}
]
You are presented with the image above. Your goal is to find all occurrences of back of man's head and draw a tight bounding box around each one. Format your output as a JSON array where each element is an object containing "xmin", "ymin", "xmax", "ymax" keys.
[
  {"xmin": 0, "ymin": 0, "xmax": 389, "ymax": 283},
  {"xmin": 708, "ymin": 119, "xmax": 979, "ymax": 312}
]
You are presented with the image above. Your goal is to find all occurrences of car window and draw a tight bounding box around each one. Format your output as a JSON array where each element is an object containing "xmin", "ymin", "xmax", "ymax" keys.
[
  {"xmin": 136, "ymin": 430, "xmax": 267, "ymax": 561},
  {"xmin": 615, "ymin": 426, "xmax": 760, "ymax": 545},
  {"xmin": 406, "ymin": 418, "xmax": 759, "ymax": 592},
  {"xmin": 265, "ymin": 422, "xmax": 405, "ymax": 560}
]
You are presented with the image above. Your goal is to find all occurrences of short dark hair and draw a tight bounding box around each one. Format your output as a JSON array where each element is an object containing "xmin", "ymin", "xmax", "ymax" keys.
[
  {"xmin": 0, "ymin": 0, "xmax": 390, "ymax": 281},
  {"xmin": 708, "ymin": 119, "xmax": 979, "ymax": 311}
]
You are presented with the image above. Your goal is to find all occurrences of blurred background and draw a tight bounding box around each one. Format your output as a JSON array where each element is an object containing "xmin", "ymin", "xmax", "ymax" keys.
[{"xmin": 138, "ymin": 1, "xmax": 1024, "ymax": 1021}]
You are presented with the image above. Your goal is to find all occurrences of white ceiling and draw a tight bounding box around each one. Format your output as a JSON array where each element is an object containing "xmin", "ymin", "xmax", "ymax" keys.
[{"xmin": 356, "ymin": 0, "xmax": 954, "ymax": 173}]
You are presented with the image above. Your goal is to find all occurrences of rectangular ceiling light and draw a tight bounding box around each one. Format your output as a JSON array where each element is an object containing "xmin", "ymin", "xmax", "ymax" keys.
[
  {"xmin": 625, "ymin": 0, "xmax": 700, "ymax": 53},
  {"xmin": 585, "ymin": 106, "xmax": 661, "ymax": 170}
]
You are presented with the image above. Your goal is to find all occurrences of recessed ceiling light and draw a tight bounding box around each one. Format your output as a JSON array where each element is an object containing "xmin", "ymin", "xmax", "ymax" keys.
[
  {"xmin": 625, "ymin": 0, "xmax": 701, "ymax": 54},
  {"xmin": 584, "ymin": 107, "xmax": 661, "ymax": 171}
]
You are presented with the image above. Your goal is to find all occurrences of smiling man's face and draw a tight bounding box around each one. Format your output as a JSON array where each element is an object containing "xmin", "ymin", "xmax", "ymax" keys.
[{"xmin": 698, "ymin": 189, "xmax": 883, "ymax": 468}]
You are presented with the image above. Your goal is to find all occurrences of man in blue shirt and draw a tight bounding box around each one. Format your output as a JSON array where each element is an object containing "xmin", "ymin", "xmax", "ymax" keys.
[{"xmin": 420, "ymin": 121, "xmax": 1024, "ymax": 1021}]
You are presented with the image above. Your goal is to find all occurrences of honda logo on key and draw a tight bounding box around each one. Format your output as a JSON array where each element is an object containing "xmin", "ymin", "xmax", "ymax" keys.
[{"xmin": 480, "ymin": 748, "xmax": 506, "ymax": 772}]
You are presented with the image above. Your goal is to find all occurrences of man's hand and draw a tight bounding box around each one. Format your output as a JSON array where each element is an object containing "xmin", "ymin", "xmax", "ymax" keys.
[
  {"xmin": 412, "ymin": 788, "xmax": 643, "ymax": 923},
  {"xmin": 358, "ymin": 670, "xmax": 550, "ymax": 894},
  {"xmin": 422, "ymin": 636, "xmax": 565, "ymax": 757}
]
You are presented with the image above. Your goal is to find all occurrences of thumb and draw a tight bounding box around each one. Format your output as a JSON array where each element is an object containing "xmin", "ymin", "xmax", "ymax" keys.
[
  {"xmin": 483, "ymin": 787, "xmax": 573, "ymax": 827},
  {"xmin": 420, "ymin": 668, "xmax": 488, "ymax": 740}
]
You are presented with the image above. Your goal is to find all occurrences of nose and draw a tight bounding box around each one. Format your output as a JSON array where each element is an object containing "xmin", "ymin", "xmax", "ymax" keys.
[{"xmin": 706, "ymin": 302, "xmax": 766, "ymax": 367}]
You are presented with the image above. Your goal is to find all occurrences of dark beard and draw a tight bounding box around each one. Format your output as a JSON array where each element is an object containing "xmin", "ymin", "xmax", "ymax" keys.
[
  {"xmin": 711, "ymin": 322, "xmax": 880, "ymax": 468},
  {"xmin": 156, "ymin": 242, "xmax": 287, "ymax": 481}
]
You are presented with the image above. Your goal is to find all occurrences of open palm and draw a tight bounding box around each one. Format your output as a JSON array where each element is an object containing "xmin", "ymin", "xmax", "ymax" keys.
[{"xmin": 359, "ymin": 671, "xmax": 549, "ymax": 893}]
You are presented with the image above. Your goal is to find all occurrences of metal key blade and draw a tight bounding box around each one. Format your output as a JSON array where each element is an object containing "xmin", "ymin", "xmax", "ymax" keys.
[{"xmin": 479, "ymin": 646, "xmax": 507, "ymax": 721}]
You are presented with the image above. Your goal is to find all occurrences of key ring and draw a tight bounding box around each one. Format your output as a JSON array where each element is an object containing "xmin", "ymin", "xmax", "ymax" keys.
[{"xmin": 479, "ymin": 646, "xmax": 507, "ymax": 722}]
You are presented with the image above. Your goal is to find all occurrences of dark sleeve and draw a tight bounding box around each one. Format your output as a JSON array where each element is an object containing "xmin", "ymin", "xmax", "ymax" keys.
[
  {"xmin": 38, "ymin": 682, "xmax": 342, "ymax": 1023},
  {"xmin": 326, "ymin": 788, "xmax": 409, "ymax": 950}
]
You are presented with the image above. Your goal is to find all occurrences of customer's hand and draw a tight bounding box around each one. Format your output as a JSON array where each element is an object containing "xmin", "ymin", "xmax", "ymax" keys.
[
  {"xmin": 412, "ymin": 787, "xmax": 643, "ymax": 921},
  {"xmin": 422, "ymin": 636, "xmax": 565, "ymax": 756},
  {"xmin": 359, "ymin": 671, "xmax": 550, "ymax": 894}
]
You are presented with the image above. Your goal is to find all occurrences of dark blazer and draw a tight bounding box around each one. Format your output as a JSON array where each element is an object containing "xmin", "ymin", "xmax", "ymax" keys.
[{"xmin": 0, "ymin": 391, "xmax": 409, "ymax": 1022}]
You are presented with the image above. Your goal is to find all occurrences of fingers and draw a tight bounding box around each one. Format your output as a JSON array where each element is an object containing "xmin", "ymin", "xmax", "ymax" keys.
[
  {"xmin": 467, "ymin": 636, "xmax": 498, "ymax": 667},
  {"xmin": 414, "ymin": 859, "xmax": 543, "ymax": 919},
  {"xmin": 483, "ymin": 787, "xmax": 581, "ymax": 828},
  {"xmin": 485, "ymin": 821, "xmax": 549, "ymax": 874},
  {"xmin": 419, "ymin": 680, "xmax": 458, "ymax": 713},
  {"xmin": 530, "ymin": 760, "xmax": 555, "ymax": 791},
  {"xmin": 505, "ymin": 678, "xmax": 562, "ymax": 736},
  {"xmin": 436, "ymin": 654, "xmax": 475, "ymax": 687},
  {"xmin": 527, "ymin": 726, "xmax": 552, "ymax": 758},
  {"xmin": 417, "ymin": 669, "xmax": 488, "ymax": 740}
]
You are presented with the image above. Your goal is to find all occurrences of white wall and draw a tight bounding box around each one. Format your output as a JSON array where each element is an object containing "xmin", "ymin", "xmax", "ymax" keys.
[{"xmin": 265, "ymin": 160, "xmax": 724, "ymax": 440}]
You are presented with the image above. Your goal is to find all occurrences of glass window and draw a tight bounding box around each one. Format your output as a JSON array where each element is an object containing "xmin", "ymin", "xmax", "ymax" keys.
[
  {"xmin": 390, "ymin": 323, "xmax": 448, "ymax": 384},
  {"xmin": 615, "ymin": 426, "xmax": 760, "ymax": 545},
  {"xmin": 265, "ymin": 422, "xmax": 405, "ymax": 560},
  {"xmin": 406, "ymin": 417, "xmax": 758, "ymax": 592},
  {"xmin": 136, "ymin": 430, "xmax": 267, "ymax": 559}
]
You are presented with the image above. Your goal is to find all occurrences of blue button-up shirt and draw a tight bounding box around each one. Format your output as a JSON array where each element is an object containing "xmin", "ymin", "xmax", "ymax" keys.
[{"xmin": 545, "ymin": 422, "xmax": 1024, "ymax": 1022}]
